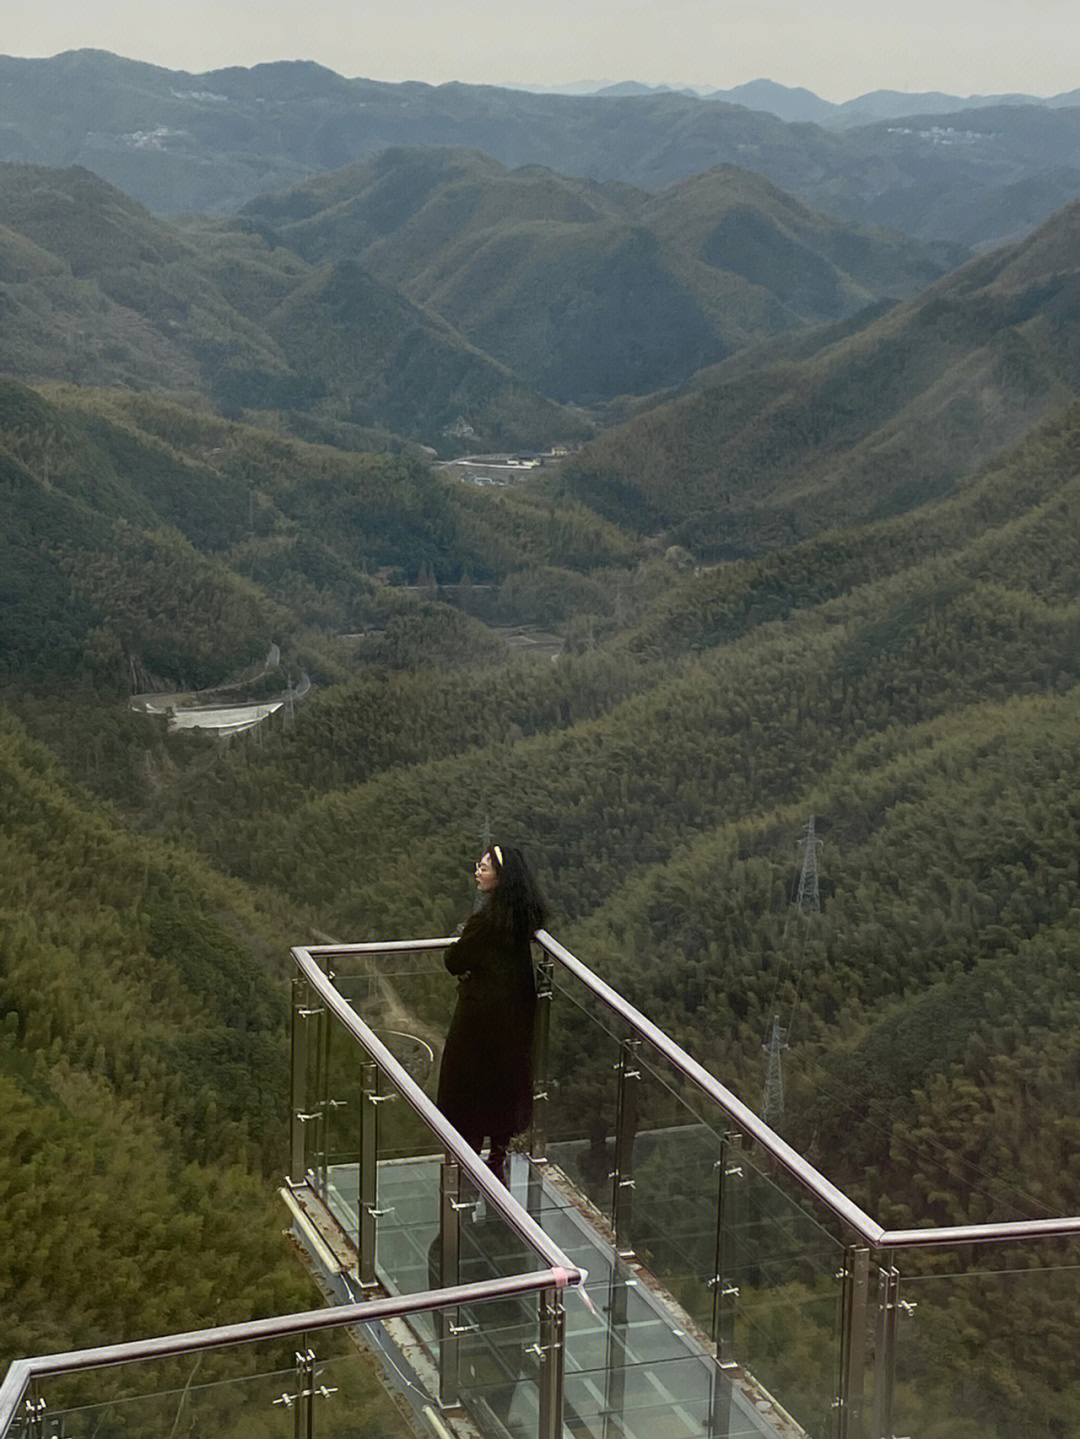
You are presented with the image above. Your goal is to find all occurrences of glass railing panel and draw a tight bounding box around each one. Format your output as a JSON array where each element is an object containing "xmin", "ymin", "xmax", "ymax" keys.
[
  {"xmin": 544, "ymin": 974, "xmax": 624, "ymax": 1224},
  {"xmin": 330, "ymin": 1288, "xmax": 553, "ymax": 1438},
  {"xmin": 890, "ymin": 1251, "xmax": 1080, "ymax": 1439},
  {"xmin": 539, "ymin": 945, "xmax": 851, "ymax": 1436},
  {"xmin": 315, "ymin": 998, "xmax": 445, "ymax": 1268},
  {"xmin": 294, "ymin": 1345, "xmax": 427, "ymax": 1439},
  {"xmin": 322, "ymin": 998, "xmax": 362, "ymax": 1172},
  {"xmin": 564, "ymin": 1351, "xmax": 719, "ymax": 1439},
  {"xmin": 721, "ymin": 1146, "xmax": 845, "ymax": 1439},
  {"xmin": 290, "ymin": 975, "xmax": 325, "ymax": 1188},
  {"xmin": 330, "ymin": 948, "xmax": 450, "ymax": 1070},
  {"xmin": 5, "ymin": 1329, "xmax": 375, "ymax": 1439},
  {"xmin": 559, "ymin": 1253, "xmax": 732, "ymax": 1439},
  {"xmin": 314, "ymin": 998, "xmax": 363, "ymax": 1239},
  {"xmin": 369, "ymin": 1060, "xmax": 444, "ymax": 1306},
  {"xmin": 14, "ymin": 1369, "xmax": 296, "ymax": 1439},
  {"xmin": 4, "ymin": 1292, "xmax": 564, "ymax": 1439},
  {"xmin": 456, "ymin": 1290, "xmax": 547, "ymax": 1436},
  {"xmin": 623, "ymin": 1050, "xmax": 727, "ymax": 1337},
  {"xmin": 346, "ymin": 1061, "xmax": 547, "ymax": 1329}
]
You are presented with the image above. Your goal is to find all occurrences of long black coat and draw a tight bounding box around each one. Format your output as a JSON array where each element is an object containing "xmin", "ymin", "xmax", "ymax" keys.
[{"xmin": 436, "ymin": 908, "xmax": 537, "ymax": 1143}]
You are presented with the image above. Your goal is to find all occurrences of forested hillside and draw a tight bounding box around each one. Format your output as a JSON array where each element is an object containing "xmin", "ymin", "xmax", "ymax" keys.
[
  {"xmin": 236, "ymin": 149, "xmax": 957, "ymax": 403},
  {"xmin": 0, "ymin": 162, "xmax": 578, "ymax": 450},
  {"xmin": 5, "ymin": 122, "xmax": 1080, "ymax": 1436},
  {"xmin": 560, "ymin": 199, "xmax": 1080, "ymax": 552},
  {"xmin": 123, "ymin": 398, "xmax": 1080, "ymax": 1245},
  {"xmin": 0, "ymin": 377, "xmax": 634, "ymax": 699},
  {"xmin": 0, "ymin": 368, "xmax": 647, "ymax": 1369},
  {"xmin": 0, "ymin": 154, "xmax": 958, "ymax": 434},
  {"xmin": 0, "ymin": 704, "xmax": 316, "ymax": 1360}
]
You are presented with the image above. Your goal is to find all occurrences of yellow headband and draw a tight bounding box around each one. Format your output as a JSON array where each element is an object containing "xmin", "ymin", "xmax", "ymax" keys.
[{"xmin": 492, "ymin": 845, "xmax": 503, "ymax": 867}]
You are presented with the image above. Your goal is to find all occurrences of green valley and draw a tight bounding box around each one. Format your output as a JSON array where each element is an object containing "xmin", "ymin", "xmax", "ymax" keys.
[{"xmin": 3, "ymin": 99, "xmax": 1080, "ymax": 1437}]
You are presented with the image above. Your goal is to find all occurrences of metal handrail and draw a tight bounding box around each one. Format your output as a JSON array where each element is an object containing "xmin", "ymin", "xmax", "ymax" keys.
[
  {"xmin": 305, "ymin": 938, "xmax": 455, "ymax": 957},
  {"xmin": 535, "ymin": 931, "xmax": 885, "ymax": 1245},
  {"xmin": 299, "ymin": 934, "xmax": 1080, "ymax": 1250},
  {"xmin": 0, "ymin": 1270, "xmax": 569, "ymax": 1431},
  {"xmin": 292, "ymin": 945, "xmax": 583, "ymax": 1280},
  {"xmin": 534, "ymin": 930, "xmax": 1080, "ymax": 1252}
]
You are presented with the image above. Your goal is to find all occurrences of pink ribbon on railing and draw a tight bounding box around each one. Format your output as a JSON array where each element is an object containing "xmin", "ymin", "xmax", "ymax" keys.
[{"xmin": 552, "ymin": 1266, "xmax": 597, "ymax": 1315}]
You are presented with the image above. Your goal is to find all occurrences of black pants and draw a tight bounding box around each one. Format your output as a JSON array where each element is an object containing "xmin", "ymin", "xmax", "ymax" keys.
[{"xmin": 456, "ymin": 1123, "xmax": 512, "ymax": 1182}]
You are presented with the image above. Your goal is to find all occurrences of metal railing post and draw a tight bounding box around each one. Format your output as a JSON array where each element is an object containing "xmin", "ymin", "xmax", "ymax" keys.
[
  {"xmin": 296, "ymin": 1348, "xmax": 314, "ymax": 1439},
  {"xmin": 601, "ymin": 1262, "xmax": 629, "ymax": 1439},
  {"xmin": 837, "ymin": 1246, "xmax": 872, "ymax": 1439},
  {"xmin": 711, "ymin": 1131, "xmax": 744, "ymax": 1366},
  {"xmin": 438, "ymin": 1158, "xmax": 463, "ymax": 1406},
  {"xmin": 707, "ymin": 1131, "xmax": 744, "ymax": 1436},
  {"xmin": 872, "ymin": 1264, "xmax": 901, "ymax": 1439},
  {"xmin": 290, "ymin": 980, "xmax": 321, "ymax": 1186},
  {"xmin": 314, "ymin": 1001, "xmax": 331, "ymax": 1199},
  {"xmin": 537, "ymin": 1287, "xmax": 566, "ymax": 1439},
  {"xmin": 271, "ymin": 1346, "xmax": 338, "ymax": 1437},
  {"xmin": 21, "ymin": 1391, "xmax": 47, "ymax": 1439},
  {"xmin": 357, "ymin": 1058, "xmax": 380, "ymax": 1288},
  {"xmin": 610, "ymin": 1037, "xmax": 641, "ymax": 1259},
  {"xmin": 289, "ymin": 979, "xmax": 306, "ymax": 1184},
  {"xmin": 530, "ymin": 948, "xmax": 553, "ymax": 1162}
]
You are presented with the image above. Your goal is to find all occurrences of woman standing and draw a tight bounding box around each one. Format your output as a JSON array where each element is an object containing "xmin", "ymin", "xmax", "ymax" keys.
[{"xmin": 436, "ymin": 844, "xmax": 548, "ymax": 1183}]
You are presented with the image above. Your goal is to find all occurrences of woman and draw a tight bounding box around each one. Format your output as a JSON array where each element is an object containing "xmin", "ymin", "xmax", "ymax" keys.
[{"xmin": 436, "ymin": 843, "xmax": 548, "ymax": 1183}]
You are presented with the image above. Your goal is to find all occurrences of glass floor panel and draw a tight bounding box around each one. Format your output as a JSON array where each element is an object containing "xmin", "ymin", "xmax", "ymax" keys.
[{"xmin": 324, "ymin": 1156, "xmax": 794, "ymax": 1439}]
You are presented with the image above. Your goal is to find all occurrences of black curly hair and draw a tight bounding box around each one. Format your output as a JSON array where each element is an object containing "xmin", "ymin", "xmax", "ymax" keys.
[{"xmin": 484, "ymin": 844, "xmax": 548, "ymax": 943}]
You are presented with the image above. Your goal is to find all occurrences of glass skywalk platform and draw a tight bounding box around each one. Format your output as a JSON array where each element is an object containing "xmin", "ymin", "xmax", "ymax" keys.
[
  {"xmin": 3, "ymin": 930, "xmax": 1080, "ymax": 1439},
  {"xmin": 318, "ymin": 1150, "xmax": 790, "ymax": 1439}
]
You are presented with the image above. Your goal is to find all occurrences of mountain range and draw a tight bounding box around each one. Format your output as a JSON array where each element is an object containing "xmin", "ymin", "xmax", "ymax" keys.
[
  {"xmin": 561, "ymin": 198, "xmax": 1080, "ymax": 552},
  {"xmin": 701, "ymin": 78, "xmax": 1080, "ymax": 127},
  {"xmin": 0, "ymin": 160, "xmax": 580, "ymax": 448},
  {"xmin": 235, "ymin": 148, "xmax": 958, "ymax": 405},
  {"xmin": 0, "ymin": 154, "xmax": 959, "ymax": 434},
  {"xmin": 4, "ymin": 51, "xmax": 1080, "ymax": 251},
  {"xmin": 454, "ymin": 76, "xmax": 1080, "ymax": 124},
  {"xmin": 6, "ymin": 54, "xmax": 1080, "ymax": 1428}
]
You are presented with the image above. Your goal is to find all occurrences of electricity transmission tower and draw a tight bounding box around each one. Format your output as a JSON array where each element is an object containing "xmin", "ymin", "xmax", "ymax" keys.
[
  {"xmin": 761, "ymin": 815, "xmax": 823, "ymax": 1127},
  {"xmin": 795, "ymin": 814, "xmax": 822, "ymax": 913},
  {"xmin": 761, "ymin": 1013, "xmax": 787, "ymax": 1126}
]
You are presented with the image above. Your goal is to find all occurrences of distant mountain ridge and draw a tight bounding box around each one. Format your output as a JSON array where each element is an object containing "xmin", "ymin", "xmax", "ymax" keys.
[
  {"xmin": 0, "ymin": 161, "xmax": 579, "ymax": 449},
  {"xmin": 703, "ymin": 78, "xmax": 1080, "ymax": 127},
  {"xmin": 238, "ymin": 148, "xmax": 959, "ymax": 404},
  {"xmin": 3, "ymin": 51, "xmax": 1080, "ymax": 249},
  {"xmin": 0, "ymin": 152, "xmax": 960, "ymax": 425},
  {"xmin": 508, "ymin": 76, "xmax": 1080, "ymax": 123},
  {"xmin": 560, "ymin": 198, "xmax": 1080, "ymax": 552}
]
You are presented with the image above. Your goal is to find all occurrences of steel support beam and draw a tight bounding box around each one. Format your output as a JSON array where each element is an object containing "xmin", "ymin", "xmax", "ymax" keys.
[
  {"xmin": 537, "ymin": 1288, "xmax": 566, "ymax": 1439},
  {"xmin": 289, "ymin": 978, "xmax": 312, "ymax": 1185},
  {"xmin": 357, "ymin": 1059, "xmax": 379, "ymax": 1288},
  {"xmin": 530, "ymin": 949, "xmax": 553, "ymax": 1163},
  {"xmin": 610, "ymin": 1038, "xmax": 641, "ymax": 1259},
  {"xmin": 711, "ymin": 1132, "xmax": 744, "ymax": 1366},
  {"xmin": 872, "ymin": 1264, "xmax": 901, "ymax": 1439},
  {"xmin": 837, "ymin": 1246, "xmax": 872, "ymax": 1439},
  {"xmin": 438, "ymin": 1158, "xmax": 463, "ymax": 1407}
]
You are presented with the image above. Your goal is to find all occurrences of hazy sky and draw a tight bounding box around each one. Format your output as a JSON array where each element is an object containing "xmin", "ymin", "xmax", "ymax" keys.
[{"xmin": 7, "ymin": 0, "xmax": 1079, "ymax": 101}]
